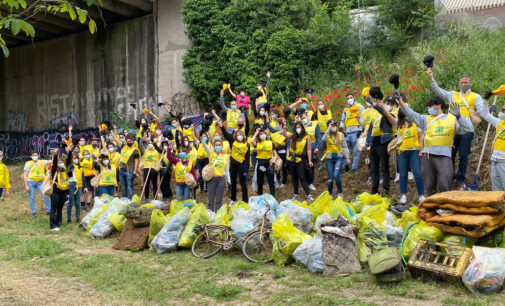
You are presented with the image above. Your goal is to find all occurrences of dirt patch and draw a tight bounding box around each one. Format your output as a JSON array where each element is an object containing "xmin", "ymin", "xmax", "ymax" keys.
[{"xmin": 112, "ymin": 219, "xmax": 149, "ymax": 251}]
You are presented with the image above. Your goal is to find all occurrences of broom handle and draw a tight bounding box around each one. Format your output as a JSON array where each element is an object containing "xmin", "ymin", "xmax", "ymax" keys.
[
  {"xmin": 155, "ymin": 176, "xmax": 165, "ymax": 200},
  {"xmin": 140, "ymin": 167, "xmax": 152, "ymax": 200},
  {"xmin": 476, "ymin": 95, "xmax": 498, "ymax": 175}
]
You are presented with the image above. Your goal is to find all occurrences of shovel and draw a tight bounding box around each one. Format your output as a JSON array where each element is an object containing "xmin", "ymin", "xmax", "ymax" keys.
[{"xmin": 468, "ymin": 95, "xmax": 497, "ymax": 190}]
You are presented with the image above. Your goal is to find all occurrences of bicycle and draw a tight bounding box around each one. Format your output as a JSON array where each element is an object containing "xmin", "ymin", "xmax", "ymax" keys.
[{"xmin": 191, "ymin": 200, "xmax": 273, "ymax": 263}]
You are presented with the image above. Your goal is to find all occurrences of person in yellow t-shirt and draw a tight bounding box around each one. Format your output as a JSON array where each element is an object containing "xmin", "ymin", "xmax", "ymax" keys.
[
  {"xmin": 251, "ymin": 126, "xmax": 279, "ymax": 197},
  {"xmin": 80, "ymin": 149, "xmax": 95, "ymax": 211},
  {"xmin": 139, "ymin": 137, "xmax": 163, "ymax": 199},
  {"xmin": 0, "ymin": 151, "xmax": 10, "ymax": 199},
  {"xmin": 201, "ymin": 137, "xmax": 230, "ymax": 212},
  {"xmin": 196, "ymin": 132, "xmax": 210, "ymax": 193},
  {"xmin": 93, "ymin": 154, "xmax": 118, "ymax": 197},
  {"xmin": 49, "ymin": 154, "xmax": 69, "ymax": 232},
  {"xmin": 166, "ymin": 142, "xmax": 198, "ymax": 201},
  {"xmin": 23, "ymin": 151, "xmax": 52, "ymax": 216},
  {"xmin": 67, "ymin": 148, "xmax": 84, "ymax": 223},
  {"xmin": 322, "ymin": 120, "xmax": 350, "ymax": 199}
]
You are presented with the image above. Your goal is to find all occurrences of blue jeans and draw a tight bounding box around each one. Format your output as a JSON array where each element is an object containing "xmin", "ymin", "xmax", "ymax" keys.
[
  {"xmin": 176, "ymin": 184, "xmax": 190, "ymax": 200},
  {"xmin": 345, "ymin": 132, "xmax": 360, "ymax": 170},
  {"xmin": 119, "ymin": 170, "xmax": 134, "ymax": 199},
  {"xmin": 67, "ymin": 182, "xmax": 82, "ymax": 222},
  {"xmin": 452, "ymin": 132, "xmax": 474, "ymax": 183},
  {"xmin": 0, "ymin": 188, "xmax": 3, "ymax": 197},
  {"xmin": 98, "ymin": 186, "xmax": 115, "ymax": 197},
  {"xmin": 27, "ymin": 180, "xmax": 51, "ymax": 215},
  {"xmin": 398, "ymin": 150, "xmax": 424, "ymax": 195},
  {"xmin": 326, "ymin": 157, "xmax": 344, "ymax": 195}
]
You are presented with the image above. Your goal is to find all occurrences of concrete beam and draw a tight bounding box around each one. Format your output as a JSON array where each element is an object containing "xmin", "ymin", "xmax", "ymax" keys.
[
  {"xmin": 0, "ymin": 31, "xmax": 33, "ymax": 42},
  {"xmin": 94, "ymin": 0, "xmax": 140, "ymax": 17},
  {"xmin": 29, "ymin": 13, "xmax": 85, "ymax": 31},
  {"xmin": 117, "ymin": 0, "xmax": 152, "ymax": 11},
  {"xmin": 1, "ymin": 35, "xmax": 26, "ymax": 46}
]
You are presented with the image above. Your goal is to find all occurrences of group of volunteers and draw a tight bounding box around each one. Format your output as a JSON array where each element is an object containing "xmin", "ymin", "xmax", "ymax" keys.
[{"xmin": 2, "ymin": 67, "xmax": 505, "ymax": 232}]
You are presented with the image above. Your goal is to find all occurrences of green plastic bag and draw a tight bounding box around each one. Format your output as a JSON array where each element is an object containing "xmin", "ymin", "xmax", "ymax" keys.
[
  {"xmin": 398, "ymin": 206, "xmax": 418, "ymax": 230},
  {"xmin": 440, "ymin": 234, "xmax": 477, "ymax": 253},
  {"xmin": 357, "ymin": 216, "xmax": 388, "ymax": 264},
  {"xmin": 271, "ymin": 236, "xmax": 294, "ymax": 266},
  {"xmin": 178, "ymin": 203, "xmax": 210, "ymax": 248},
  {"xmin": 326, "ymin": 197, "xmax": 356, "ymax": 224},
  {"xmin": 148, "ymin": 209, "xmax": 168, "ymax": 249},
  {"xmin": 402, "ymin": 221, "xmax": 444, "ymax": 259},
  {"xmin": 108, "ymin": 212, "xmax": 127, "ymax": 232}
]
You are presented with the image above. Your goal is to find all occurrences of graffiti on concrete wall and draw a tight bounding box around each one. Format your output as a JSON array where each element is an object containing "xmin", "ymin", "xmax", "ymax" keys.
[
  {"xmin": 0, "ymin": 129, "xmax": 97, "ymax": 159},
  {"xmin": 49, "ymin": 112, "xmax": 78, "ymax": 131},
  {"xmin": 167, "ymin": 92, "xmax": 203, "ymax": 116},
  {"xmin": 6, "ymin": 112, "xmax": 28, "ymax": 132}
]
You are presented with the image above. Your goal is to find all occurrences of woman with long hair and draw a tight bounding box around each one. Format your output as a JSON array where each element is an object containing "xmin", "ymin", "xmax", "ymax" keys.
[
  {"xmin": 196, "ymin": 132, "xmax": 210, "ymax": 193},
  {"xmin": 201, "ymin": 137, "xmax": 230, "ymax": 212},
  {"xmin": 285, "ymin": 121, "xmax": 314, "ymax": 201},
  {"xmin": 67, "ymin": 148, "xmax": 83, "ymax": 223},
  {"xmin": 93, "ymin": 154, "xmax": 118, "ymax": 197},
  {"xmin": 251, "ymin": 126, "xmax": 279, "ymax": 197},
  {"xmin": 322, "ymin": 120, "xmax": 350, "ymax": 199},
  {"xmin": 49, "ymin": 152, "xmax": 70, "ymax": 231}
]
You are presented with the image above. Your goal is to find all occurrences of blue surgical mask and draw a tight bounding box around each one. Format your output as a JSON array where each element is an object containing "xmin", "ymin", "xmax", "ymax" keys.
[
  {"xmin": 428, "ymin": 108, "xmax": 436, "ymax": 115},
  {"xmin": 271, "ymin": 115, "xmax": 276, "ymax": 119},
  {"xmin": 231, "ymin": 105, "xmax": 237, "ymax": 110},
  {"xmin": 203, "ymin": 137, "xmax": 208, "ymax": 142},
  {"xmin": 301, "ymin": 103, "xmax": 307, "ymax": 109},
  {"xmin": 184, "ymin": 125, "xmax": 190, "ymax": 129},
  {"xmin": 84, "ymin": 155, "xmax": 90, "ymax": 159},
  {"xmin": 179, "ymin": 152, "xmax": 186, "ymax": 159},
  {"xmin": 214, "ymin": 136, "xmax": 220, "ymax": 141},
  {"xmin": 215, "ymin": 146, "xmax": 222, "ymax": 152},
  {"xmin": 172, "ymin": 123, "xmax": 178, "ymax": 128},
  {"xmin": 108, "ymin": 136, "xmax": 113, "ymax": 140}
]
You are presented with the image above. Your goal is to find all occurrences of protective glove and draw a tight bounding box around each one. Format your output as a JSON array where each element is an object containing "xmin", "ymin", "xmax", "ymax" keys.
[
  {"xmin": 449, "ymin": 102, "xmax": 461, "ymax": 119},
  {"xmin": 484, "ymin": 90, "xmax": 494, "ymax": 100},
  {"xmin": 490, "ymin": 105, "xmax": 498, "ymax": 113}
]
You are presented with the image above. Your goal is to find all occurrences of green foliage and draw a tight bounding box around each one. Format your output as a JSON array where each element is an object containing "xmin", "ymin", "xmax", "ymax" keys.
[
  {"xmin": 182, "ymin": 0, "xmax": 355, "ymax": 108},
  {"xmin": 0, "ymin": 0, "xmax": 100, "ymax": 57}
]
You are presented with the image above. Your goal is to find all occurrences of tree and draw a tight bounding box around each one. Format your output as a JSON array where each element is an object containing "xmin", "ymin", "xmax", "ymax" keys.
[{"xmin": 0, "ymin": 0, "xmax": 101, "ymax": 57}]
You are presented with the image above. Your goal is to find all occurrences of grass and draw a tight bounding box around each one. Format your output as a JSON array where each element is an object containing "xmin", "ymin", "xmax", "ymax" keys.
[{"xmin": 1, "ymin": 164, "xmax": 505, "ymax": 305}]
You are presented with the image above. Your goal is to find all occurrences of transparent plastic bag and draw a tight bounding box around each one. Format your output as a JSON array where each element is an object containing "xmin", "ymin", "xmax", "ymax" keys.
[
  {"xmin": 151, "ymin": 208, "xmax": 192, "ymax": 254},
  {"xmin": 314, "ymin": 213, "xmax": 332, "ymax": 237},
  {"xmin": 276, "ymin": 200, "xmax": 313, "ymax": 234},
  {"xmin": 148, "ymin": 209, "xmax": 168, "ymax": 248},
  {"xmin": 357, "ymin": 216, "xmax": 388, "ymax": 264},
  {"xmin": 249, "ymin": 194, "xmax": 278, "ymax": 214},
  {"xmin": 81, "ymin": 197, "xmax": 108, "ymax": 229},
  {"xmin": 230, "ymin": 208, "xmax": 262, "ymax": 240},
  {"xmin": 463, "ymin": 251, "xmax": 505, "ymax": 295},
  {"xmin": 90, "ymin": 198, "xmax": 131, "ymax": 239},
  {"xmin": 293, "ymin": 237, "xmax": 323, "ymax": 274}
]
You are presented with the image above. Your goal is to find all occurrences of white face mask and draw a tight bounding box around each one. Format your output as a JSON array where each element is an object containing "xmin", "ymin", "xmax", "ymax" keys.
[
  {"xmin": 79, "ymin": 141, "xmax": 85, "ymax": 146},
  {"xmin": 499, "ymin": 112, "xmax": 505, "ymax": 120},
  {"xmin": 108, "ymin": 147, "xmax": 115, "ymax": 152},
  {"xmin": 73, "ymin": 158, "xmax": 79, "ymax": 164},
  {"xmin": 184, "ymin": 141, "xmax": 189, "ymax": 147},
  {"xmin": 237, "ymin": 135, "xmax": 244, "ymax": 142},
  {"xmin": 302, "ymin": 118, "xmax": 308, "ymax": 125},
  {"xmin": 32, "ymin": 156, "xmax": 39, "ymax": 161},
  {"xmin": 240, "ymin": 92, "xmax": 245, "ymax": 96},
  {"xmin": 347, "ymin": 99, "xmax": 355, "ymax": 106},
  {"xmin": 148, "ymin": 144, "xmax": 154, "ymax": 149},
  {"xmin": 257, "ymin": 86, "xmax": 262, "ymax": 90},
  {"xmin": 330, "ymin": 126, "xmax": 337, "ymax": 132},
  {"xmin": 103, "ymin": 160, "xmax": 109, "ymax": 165},
  {"xmin": 0, "ymin": 157, "xmax": 3, "ymax": 161},
  {"xmin": 296, "ymin": 128, "xmax": 302, "ymax": 134},
  {"xmin": 163, "ymin": 145, "xmax": 168, "ymax": 151},
  {"xmin": 156, "ymin": 130, "xmax": 161, "ymax": 135},
  {"xmin": 259, "ymin": 134, "xmax": 266, "ymax": 140},
  {"xmin": 259, "ymin": 111, "xmax": 265, "ymax": 116},
  {"xmin": 385, "ymin": 105, "xmax": 392, "ymax": 112},
  {"xmin": 318, "ymin": 105, "xmax": 324, "ymax": 110},
  {"xmin": 58, "ymin": 162, "xmax": 65, "ymax": 168}
]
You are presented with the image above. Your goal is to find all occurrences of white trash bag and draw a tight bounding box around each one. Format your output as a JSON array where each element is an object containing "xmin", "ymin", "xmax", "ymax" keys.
[{"xmin": 151, "ymin": 208, "xmax": 192, "ymax": 254}]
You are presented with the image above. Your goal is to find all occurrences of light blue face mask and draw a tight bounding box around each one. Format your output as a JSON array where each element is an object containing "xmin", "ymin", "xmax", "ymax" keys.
[
  {"xmin": 428, "ymin": 108, "xmax": 436, "ymax": 115},
  {"xmin": 214, "ymin": 137, "xmax": 220, "ymax": 141},
  {"xmin": 231, "ymin": 105, "xmax": 237, "ymax": 110},
  {"xmin": 301, "ymin": 103, "xmax": 307, "ymax": 109},
  {"xmin": 203, "ymin": 137, "xmax": 208, "ymax": 142},
  {"xmin": 215, "ymin": 146, "xmax": 222, "ymax": 152},
  {"xmin": 179, "ymin": 152, "xmax": 186, "ymax": 159},
  {"xmin": 184, "ymin": 125, "xmax": 190, "ymax": 129},
  {"xmin": 271, "ymin": 115, "xmax": 276, "ymax": 119}
]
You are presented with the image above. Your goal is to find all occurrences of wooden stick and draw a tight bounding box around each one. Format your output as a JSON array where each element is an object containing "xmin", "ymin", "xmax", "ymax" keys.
[
  {"xmin": 140, "ymin": 166, "xmax": 152, "ymax": 200},
  {"xmin": 475, "ymin": 95, "xmax": 498, "ymax": 176}
]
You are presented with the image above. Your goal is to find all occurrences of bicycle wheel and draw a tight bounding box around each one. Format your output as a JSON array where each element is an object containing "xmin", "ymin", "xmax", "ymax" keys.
[
  {"xmin": 191, "ymin": 225, "xmax": 229, "ymax": 259},
  {"xmin": 242, "ymin": 229, "xmax": 273, "ymax": 263}
]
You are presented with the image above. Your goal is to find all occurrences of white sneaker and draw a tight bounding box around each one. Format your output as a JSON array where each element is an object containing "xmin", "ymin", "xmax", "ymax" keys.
[
  {"xmin": 50, "ymin": 227, "xmax": 60, "ymax": 232},
  {"xmin": 291, "ymin": 194, "xmax": 298, "ymax": 201},
  {"xmin": 400, "ymin": 195, "xmax": 407, "ymax": 204},
  {"xmin": 228, "ymin": 200, "xmax": 236, "ymax": 206},
  {"xmin": 394, "ymin": 173, "xmax": 400, "ymax": 182},
  {"xmin": 278, "ymin": 184, "xmax": 285, "ymax": 188},
  {"xmin": 408, "ymin": 172, "xmax": 414, "ymax": 180},
  {"xmin": 380, "ymin": 178, "xmax": 383, "ymax": 185},
  {"xmin": 418, "ymin": 195, "xmax": 426, "ymax": 202},
  {"xmin": 309, "ymin": 184, "xmax": 316, "ymax": 191},
  {"xmin": 338, "ymin": 193, "xmax": 344, "ymax": 199},
  {"xmin": 307, "ymin": 195, "xmax": 314, "ymax": 202},
  {"xmin": 366, "ymin": 177, "xmax": 372, "ymax": 185}
]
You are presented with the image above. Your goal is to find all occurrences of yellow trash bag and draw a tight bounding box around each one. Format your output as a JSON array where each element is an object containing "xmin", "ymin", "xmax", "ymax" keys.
[
  {"xmin": 272, "ymin": 215, "xmax": 311, "ymax": 253},
  {"xmin": 402, "ymin": 221, "xmax": 444, "ymax": 259},
  {"xmin": 148, "ymin": 209, "xmax": 168, "ymax": 248},
  {"xmin": 398, "ymin": 206, "xmax": 419, "ymax": 230},
  {"xmin": 178, "ymin": 203, "xmax": 210, "ymax": 248},
  {"xmin": 358, "ymin": 202, "xmax": 388, "ymax": 226},
  {"xmin": 140, "ymin": 203, "xmax": 155, "ymax": 209},
  {"xmin": 213, "ymin": 205, "xmax": 230, "ymax": 225},
  {"xmin": 271, "ymin": 236, "xmax": 294, "ymax": 266},
  {"xmin": 357, "ymin": 216, "xmax": 388, "ymax": 264},
  {"xmin": 326, "ymin": 197, "xmax": 356, "ymax": 224},
  {"xmin": 86, "ymin": 204, "xmax": 108, "ymax": 235},
  {"xmin": 349, "ymin": 200, "xmax": 363, "ymax": 214},
  {"xmin": 108, "ymin": 212, "xmax": 127, "ymax": 232},
  {"xmin": 356, "ymin": 192, "xmax": 390, "ymax": 207},
  {"xmin": 308, "ymin": 191, "xmax": 331, "ymax": 221},
  {"xmin": 131, "ymin": 194, "xmax": 141, "ymax": 203},
  {"xmin": 168, "ymin": 200, "xmax": 185, "ymax": 218}
]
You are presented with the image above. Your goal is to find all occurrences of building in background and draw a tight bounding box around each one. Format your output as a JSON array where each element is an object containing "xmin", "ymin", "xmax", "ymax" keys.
[{"xmin": 436, "ymin": 0, "xmax": 505, "ymax": 28}]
